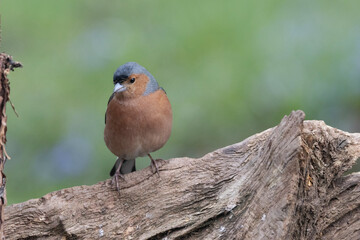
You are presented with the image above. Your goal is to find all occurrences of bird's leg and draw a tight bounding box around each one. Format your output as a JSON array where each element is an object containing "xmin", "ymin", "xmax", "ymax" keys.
[
  {"xmin": 112, "ymin": 158, "xmax": 125, "ymax": 191},
  {"xmin": 148, "ymin": 154, "xmax": 160, "ymax": 177}
]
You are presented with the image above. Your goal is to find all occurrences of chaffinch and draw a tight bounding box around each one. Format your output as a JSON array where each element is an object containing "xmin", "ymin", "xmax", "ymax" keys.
[{"xmin": 104, "ymin": 62, "xmax": 172, "ymax": 190}]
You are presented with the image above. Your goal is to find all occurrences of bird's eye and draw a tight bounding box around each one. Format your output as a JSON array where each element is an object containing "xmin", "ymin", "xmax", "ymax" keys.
[{"xmin": 130, "ymin": 78, "xmax": 136, "ymax": 83}]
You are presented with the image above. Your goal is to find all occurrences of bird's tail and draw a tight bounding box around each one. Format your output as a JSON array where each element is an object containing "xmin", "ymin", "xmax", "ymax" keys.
[{"xmin": 110, "ymin": 158, "xmax": 136, "ymax": 176}]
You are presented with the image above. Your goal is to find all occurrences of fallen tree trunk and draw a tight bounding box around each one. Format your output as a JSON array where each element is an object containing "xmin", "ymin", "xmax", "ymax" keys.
[{"xmin": 3, "ymin": 110, "xmax": 360, "ymax": 239}]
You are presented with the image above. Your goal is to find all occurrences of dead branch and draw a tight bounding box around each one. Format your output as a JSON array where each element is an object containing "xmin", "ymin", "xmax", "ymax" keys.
[
  {"xmin": 3, "ymin": 110, "xmax": 360, "ymax": 240},
  {"xmin": 0, "ymin": 53, "xmax": 22, "ymax": 240}
]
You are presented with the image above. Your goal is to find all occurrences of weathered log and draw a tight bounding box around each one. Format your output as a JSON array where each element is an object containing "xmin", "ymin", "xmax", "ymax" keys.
[{"xmin": 3, "ymin": 110, "xmax": 360, "ymax": 239}]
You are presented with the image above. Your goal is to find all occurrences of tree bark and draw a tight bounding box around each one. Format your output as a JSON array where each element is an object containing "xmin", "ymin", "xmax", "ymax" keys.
[
  {"xmin": 3, "ymin": 110, "xmax": 360, "ymax": 240},
  {"xmin": 0, "ymin": 53, "xmax": 21, "ymax": 240}
]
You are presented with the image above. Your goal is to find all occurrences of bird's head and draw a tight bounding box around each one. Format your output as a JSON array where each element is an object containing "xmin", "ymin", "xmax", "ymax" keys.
[{"xmin": 112, "ymin": 62, "xmax": 159, "ymax": 99}]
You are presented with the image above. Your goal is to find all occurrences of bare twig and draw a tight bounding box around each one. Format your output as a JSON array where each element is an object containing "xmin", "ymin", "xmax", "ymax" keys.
[{"xmin": 0, "ymin": 53, "xmax": 21, "ymax": 240}]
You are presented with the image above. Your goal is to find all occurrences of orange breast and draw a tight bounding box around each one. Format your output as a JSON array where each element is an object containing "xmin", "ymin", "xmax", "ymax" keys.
[{"xmin": 104, "ymin": 89, "xmax": 172, "ymax": 159}]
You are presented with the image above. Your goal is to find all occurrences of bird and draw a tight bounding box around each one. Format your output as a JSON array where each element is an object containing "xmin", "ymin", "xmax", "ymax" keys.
[{"xmin": 104, "ymin": 62, "xmax": 172, "ymax": 190}]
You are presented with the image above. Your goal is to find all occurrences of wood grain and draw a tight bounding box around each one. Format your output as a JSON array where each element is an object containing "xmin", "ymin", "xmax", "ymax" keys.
[{"xmin": 4, "ymin": 111, "xmax": 360, "ymax": 239}]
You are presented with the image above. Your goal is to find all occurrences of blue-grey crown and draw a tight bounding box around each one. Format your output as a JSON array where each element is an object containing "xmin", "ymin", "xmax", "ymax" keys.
[{"xmin": 113, "ymin": 62, "xmax": 159, "ymax": 95}]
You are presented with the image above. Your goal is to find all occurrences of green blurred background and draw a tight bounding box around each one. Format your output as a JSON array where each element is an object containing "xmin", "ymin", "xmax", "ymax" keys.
[{"xmin": 1, "ymin": 1, "xmax": 359, "ymax": 204}]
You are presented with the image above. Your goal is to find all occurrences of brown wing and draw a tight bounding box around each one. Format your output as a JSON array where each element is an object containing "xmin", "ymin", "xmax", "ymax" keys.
[{"xmin": 105, "ymin": 93, "xmax": 115, "ymax": 124}]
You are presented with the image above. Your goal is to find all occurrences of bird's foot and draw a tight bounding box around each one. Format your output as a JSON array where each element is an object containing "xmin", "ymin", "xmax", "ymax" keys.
[
  {"xmin": 148, "ymin": 154, "xmax": 161, "ymax": 177},
  {"xmin": 111, "ymin": 159, "xmax": 125, "ymax": 192},
  {"xmin": 112, "ymin": 172, "xmax": 125, "ymax": 192}
]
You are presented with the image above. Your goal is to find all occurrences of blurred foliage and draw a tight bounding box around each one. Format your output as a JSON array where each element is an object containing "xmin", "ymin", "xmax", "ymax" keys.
[{"xmin": 0, "ymin": 0, "xmax": 359, "ymax": 204}]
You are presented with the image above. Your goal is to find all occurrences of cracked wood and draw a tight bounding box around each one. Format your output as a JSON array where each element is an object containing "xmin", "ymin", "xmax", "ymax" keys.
[{"xmin": 4, "ymin": 110, "xmax": 360, "ymax": 239}]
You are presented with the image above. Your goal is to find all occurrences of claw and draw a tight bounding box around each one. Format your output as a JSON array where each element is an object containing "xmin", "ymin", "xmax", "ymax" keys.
[
  {"xmin": 111, "ymin": 158, "xmax": 125, "ymax": 192},
  {"xmin": 147, "ymin": 154, "xmax": 161, "ymax": 177}
]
